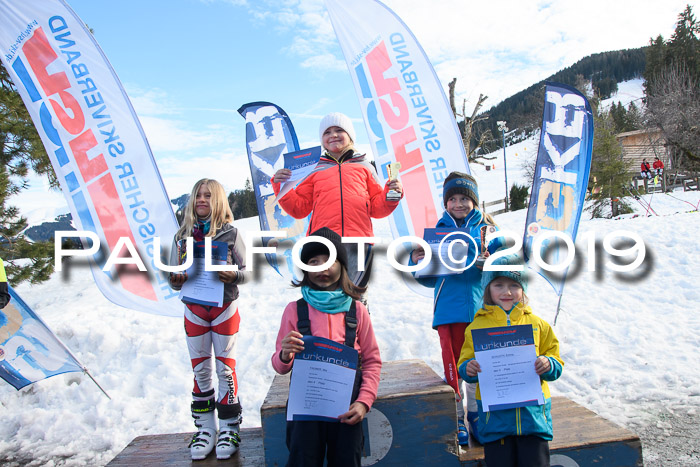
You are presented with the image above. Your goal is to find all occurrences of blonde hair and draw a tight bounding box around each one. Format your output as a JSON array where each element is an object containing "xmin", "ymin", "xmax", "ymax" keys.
[
  {"xmin": 176, "ymin": 179, "xmax": 233, "ymax": 239},
  {"xmin": 482, "ymin": 212, "xmax": 498, "ymax": 226}
]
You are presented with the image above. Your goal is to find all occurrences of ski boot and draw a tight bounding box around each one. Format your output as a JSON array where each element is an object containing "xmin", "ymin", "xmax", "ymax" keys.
[
  {"xmin": 457, "ymin": 419, "xmax": 469, "ymax": 445},
  {"xmin": 216, "ymin": 402, "xmax": 242, "ymax": 460},
  {"xmin": 189, "ymin": 398, "xmax": 217, "ymax": 460}
]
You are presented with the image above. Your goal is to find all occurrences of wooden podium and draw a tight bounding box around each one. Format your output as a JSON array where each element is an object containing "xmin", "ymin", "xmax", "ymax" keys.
[
  {"xmin": 108, "ymin": 359, "xmax": 642, "ymax": 466},
  {"xmin": 261, "ymin": 359, "xmax": 458, "ymax": 466},
  {"xmin": 458, "ymin": 397, "xmax": 643, "ymax": 466},
  {"xmin": 106, "ymin": 429, "xmax": 264, "ymax": 466}
]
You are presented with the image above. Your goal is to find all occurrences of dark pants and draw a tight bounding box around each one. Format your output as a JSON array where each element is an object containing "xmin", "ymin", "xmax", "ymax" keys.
[
  {"xmin": 344, "ymin": 243, "xmax": 373, "ymax": 288},
  {"xmin": 285, "ymin": 419, "xmax": 364, "ymax": 467},
  {"xmin": 483, "ymin": 435, "xmax": 550, "ymax": 467}
]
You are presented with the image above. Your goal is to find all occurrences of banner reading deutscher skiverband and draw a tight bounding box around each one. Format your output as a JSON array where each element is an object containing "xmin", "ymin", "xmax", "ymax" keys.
[
  {"xmin": 237, "ymin": 102, "xmax": 309, "ymax": 280},
  {"xmin": 0, "ymin": 0, "xmax": 179, "ymax": 316},
  {"xmin": 324, "ymin": 0, "xmax": 470, "ymax": 241},
  {"xmin": 523, "ymin": 82, "xmax": 594, "ymax": 295},
  {"xmin": 0, "ymin": 285, "xmax": 83, "ymax": 390}
]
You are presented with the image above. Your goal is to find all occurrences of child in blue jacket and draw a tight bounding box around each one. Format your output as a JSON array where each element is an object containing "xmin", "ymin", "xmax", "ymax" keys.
[
  {"xmin": 410, "ymin": 172, "xmax": 503, "ymax": 444},
  {"xmin": 458, "ymin": 254, "xmax": 563, "ymax": 465}
]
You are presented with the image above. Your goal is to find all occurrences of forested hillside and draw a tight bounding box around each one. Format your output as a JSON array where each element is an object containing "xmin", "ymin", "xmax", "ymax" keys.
[{"xmin": 472, "ymin": 47, "xmax": 647, "ymax": 151}]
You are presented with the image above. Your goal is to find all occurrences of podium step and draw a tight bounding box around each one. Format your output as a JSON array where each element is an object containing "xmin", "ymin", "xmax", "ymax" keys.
[
  {"xmin": 106, "ymin": 428, "xmax": 264, "ymax": 466},
  {"xmin": 458, "ymin": 397, "xmax": 642, "ymax": 466},
  {"xmin": 108, "ymin": 360, "xmax": 642, "ymax": 466},
  {"xmin": 261, "ymin": 359, "xmax": 458, "ymax": 466}
]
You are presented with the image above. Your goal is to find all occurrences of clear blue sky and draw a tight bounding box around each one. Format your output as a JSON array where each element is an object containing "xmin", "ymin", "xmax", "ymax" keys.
[{"xmin": 18, "ymin": 0, "xmax": 696, "ymax": 208}]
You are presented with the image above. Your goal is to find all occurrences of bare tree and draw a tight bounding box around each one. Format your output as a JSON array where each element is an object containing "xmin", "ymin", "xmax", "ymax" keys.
[
  {"xmin": 448, "ymin": 79, "xmax": 492, "ymax": 162},
  {"xmin": 645, "ymin": 64, "xmax": 700, "ymax": 167},
  {"xmin": 448, "ymin": 78, "xmax": 457, "ymax": 116},
  {"xmin": 520, "ymin": 151, "xmax": 538, "ymax": 187}
]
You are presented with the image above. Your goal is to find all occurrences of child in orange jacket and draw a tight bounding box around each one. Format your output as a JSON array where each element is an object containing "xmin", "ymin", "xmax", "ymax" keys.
[{"xmin": 272, "ymin": 112, "xmax": 403, "ymax": 289}]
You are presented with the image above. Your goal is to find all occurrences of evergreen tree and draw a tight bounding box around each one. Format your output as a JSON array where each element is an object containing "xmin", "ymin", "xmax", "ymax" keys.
[
  {"xmin": 609, "ymin": 101, "xmax": 642, "ymax": 133},
  {"xmin": 668, "ymin": 5, "xmax": 700, "ymax": 80},
  {"xmin": 0, "ymin": 63, "xmax": 56, "ymax": 284},
  {"xmin": 228, "ymin": 179, "xmax": 258, "ymax": 220},
  {"xmin": 644, "ymin": 5, "xmax": 700, "ymax": 163},
  {"xmin": 645, "ymin": 5, "xmax": 700, "ymax": 89},
  {"xmin": 509, "ymin": 183, "xmax": 529, "ymax": 211},
  {"xmin": 593, "ymin": 77, "xmax": 618, "ymax": 99},
  {"xmin": 610, "ymin": 102, "xmax": 625, "ymax": 132},
  {"xmin": 587, "ymin": 108, "xmax": 633, "ymax": 218},
  {"xmin": 643, "ymin": 35, "xmax": 668, "ymax": 91},
  {"xmin": 626, "ymin": 102, "xmax": 644, "ymax": 130}
]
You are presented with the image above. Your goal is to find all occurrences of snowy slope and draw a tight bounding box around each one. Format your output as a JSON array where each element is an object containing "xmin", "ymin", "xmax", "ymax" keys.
[
  {"xmin": 600, "ymin": 77, "xmax": 645, "ymax": 110},
  {"xmin": 4, "ymin": 80, "xmax": 700, "ymax": 466},
  {"xmin": 4, "ymin": 187, "xmax": 700, "ymax": 466}
]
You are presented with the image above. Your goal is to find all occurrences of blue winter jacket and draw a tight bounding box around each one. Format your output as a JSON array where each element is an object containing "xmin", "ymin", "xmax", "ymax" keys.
[{"xmin": 410, "ymin": 209, "xmax": 504, "ymax": 328}]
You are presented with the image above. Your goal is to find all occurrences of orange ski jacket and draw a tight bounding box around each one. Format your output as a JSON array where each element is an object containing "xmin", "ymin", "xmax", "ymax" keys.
[{"xmin": 272, "ymin": 150, "xmax": 402, "ymax": 237}]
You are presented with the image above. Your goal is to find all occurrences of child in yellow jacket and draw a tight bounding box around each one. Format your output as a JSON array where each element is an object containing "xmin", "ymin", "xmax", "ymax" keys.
[{"xmin": 458, "ymin": 254, "xmax": 563, "ymax": 466}]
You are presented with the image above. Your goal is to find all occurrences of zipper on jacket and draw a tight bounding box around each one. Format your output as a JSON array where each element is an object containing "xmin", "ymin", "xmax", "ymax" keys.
[
  {"xmin": 503, "ymin": 306, "xmax": 512, "ymax": 326},
  {"xmin": 338, "ymin": 163, "xmax": 344, "ymax": 235},
  {"xmin": 434, "ymin": 278, "xmax": 446, "ymax": 315},
  {"xmin": 322, "ymin": 151, "xmax": 345, "ymax": 235},
  {"xmin": 466, "ymin": 209, "xmax": 477, "ymax": 225}
]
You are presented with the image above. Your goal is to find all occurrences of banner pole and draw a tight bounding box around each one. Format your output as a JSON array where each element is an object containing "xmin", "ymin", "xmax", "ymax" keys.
[
  {"xmin": 83, "ymin": 367, "xmax": 111, "ymax": 400},
  {"xmin": 553, "ymin": 294, "xmax": 564, "ymax": 326}
]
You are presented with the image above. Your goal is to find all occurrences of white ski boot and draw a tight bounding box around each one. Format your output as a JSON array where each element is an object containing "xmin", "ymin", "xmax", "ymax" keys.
[
  {"xmin": 216, "ymin": 414, "xmax": 241, "ymax": 459},
  {"xmin": 189, "ymin": 399, "xmax": 217, "ymax": 460}
]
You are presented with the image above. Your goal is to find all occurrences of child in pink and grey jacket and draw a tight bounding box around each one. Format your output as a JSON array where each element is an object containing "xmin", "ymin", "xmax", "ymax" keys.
[{"xmin": 271, "ymin": 227, "xmax": 381, "ymax": 467}]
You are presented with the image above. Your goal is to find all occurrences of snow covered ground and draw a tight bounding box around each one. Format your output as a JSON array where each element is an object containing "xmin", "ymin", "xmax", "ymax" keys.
[
  {"xmin": 600, "ymin": 77, "xmax": 645, "ymax": 110},
  {"xmin": 4, "ymin": 82, "xmax": 700, "ymax": 465}
]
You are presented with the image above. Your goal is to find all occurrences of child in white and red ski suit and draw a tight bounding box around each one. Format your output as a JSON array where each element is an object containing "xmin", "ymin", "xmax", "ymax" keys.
[{"xmin": 169, "ymin": 178, "xmax": 249, "ymax": 461}]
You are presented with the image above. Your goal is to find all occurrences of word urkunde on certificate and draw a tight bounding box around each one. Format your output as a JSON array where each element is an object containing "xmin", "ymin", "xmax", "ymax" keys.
[
  {"xmin": 471, "ymin": 324, "xmax": 545, "ymax": 412},
  {"xmin": 287, "ymin": 335, "xmax": 358, "ymax": 422}
]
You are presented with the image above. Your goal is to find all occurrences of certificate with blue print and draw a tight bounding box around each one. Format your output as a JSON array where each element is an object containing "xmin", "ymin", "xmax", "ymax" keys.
[
  {"xmin": 179, "ymin": 240, "xmax": 228, "ymax": 307},
  {"xmin": 471, "ymin": 324, "xmax": 544, "ymax": 412},
  {"xmin": 277, "ymin": 146, "xmax": 323, "ymax": 200},
  {"xmin": 287, "ymin": 336, "xmax": 358, "ymax": 422},
  {"xmin": 413, "ymin": 227, "xmax": 473, "ymax": 278}
]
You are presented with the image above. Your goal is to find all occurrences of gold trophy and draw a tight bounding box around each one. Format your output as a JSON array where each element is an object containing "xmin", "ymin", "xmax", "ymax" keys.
[
  {"xmin": 476, "ymin": 225, "xmax": 497, "ymax": 268},
  {"xmin": 386, "ymin": 161, "xmax": 402, "ymax": 201}
]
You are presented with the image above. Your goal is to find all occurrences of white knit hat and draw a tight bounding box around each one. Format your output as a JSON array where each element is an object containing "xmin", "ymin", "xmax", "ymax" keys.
[{"xmin": 319, "ymin": 112, "xmax": 356, "ymax": 143}]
